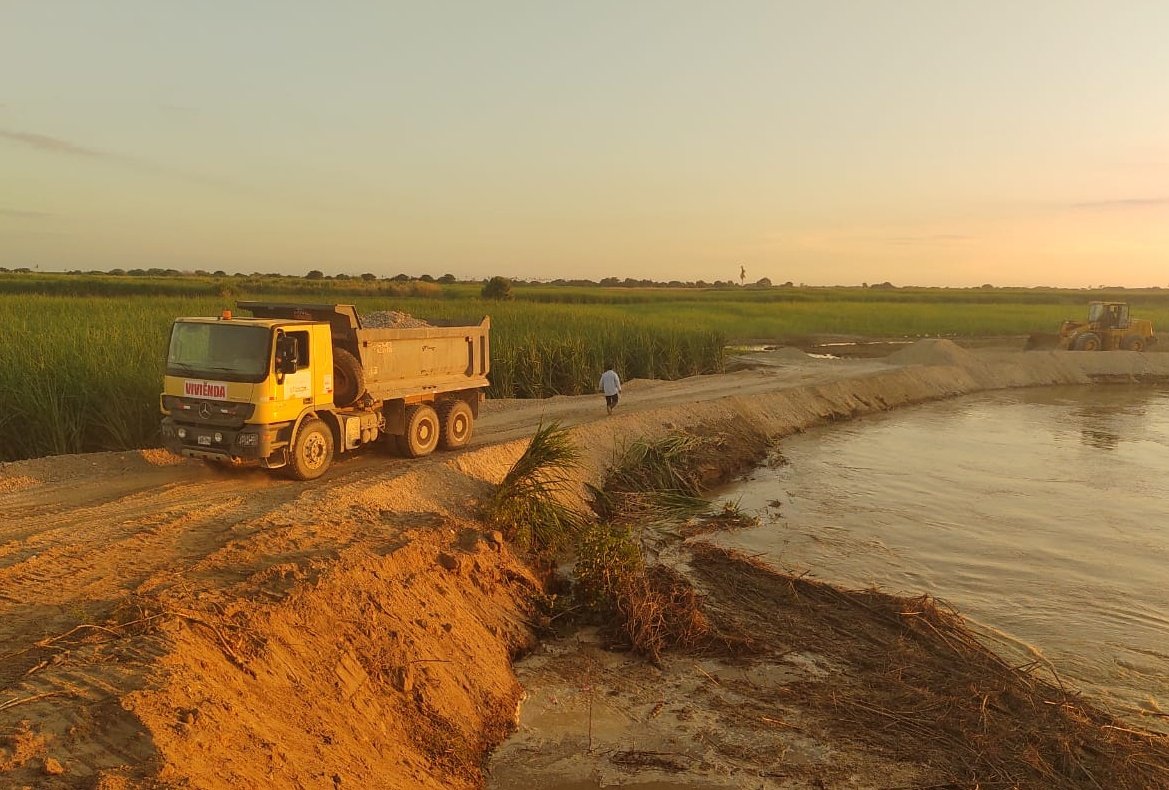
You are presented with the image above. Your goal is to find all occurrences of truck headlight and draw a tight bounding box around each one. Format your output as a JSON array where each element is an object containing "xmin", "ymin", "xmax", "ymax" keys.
[
  {"xmin": 177, "ymin": 428, "xmax": 187, "ymax": 439},
  {"xmin": 213, "ymin": 432, "xmax": 224, "ymax": 443},
  {"xmin": 237, "ymin": 433, "xmax": 259, "ymax": 446}
]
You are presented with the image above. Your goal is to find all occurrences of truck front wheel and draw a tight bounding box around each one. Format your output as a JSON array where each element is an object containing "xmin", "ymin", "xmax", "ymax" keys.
[
  {"xmin": 399, "ymin": 404, "xmax": 439, "ymax": 458},
  {"xmin": 287, "ymin": 417, "xmax": 334, "ymax": 480},
  {"xmin": 438, "ymin": 400, "xmax": 474, "ymax": 450}
]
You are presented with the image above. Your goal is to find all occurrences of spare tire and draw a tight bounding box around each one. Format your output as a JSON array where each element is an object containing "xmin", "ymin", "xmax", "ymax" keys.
[{"xmin": 332, "ymin": 348, "xmax": 366, "ymax": 407}]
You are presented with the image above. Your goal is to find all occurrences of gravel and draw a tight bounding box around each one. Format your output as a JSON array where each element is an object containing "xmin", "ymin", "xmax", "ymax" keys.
[{"xmin": 360, "ymin": 310, "xmax": 432, "ymax": 329}]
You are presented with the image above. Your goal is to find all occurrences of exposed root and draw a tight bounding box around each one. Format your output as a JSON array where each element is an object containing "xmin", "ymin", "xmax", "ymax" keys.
[
  {"xmin": 614, "ymin": 563, "xmax": 753, "ymax": 665},
  {"xmin": 688, "ymin": 542, "xmax": 1169, "ymax": 790}
]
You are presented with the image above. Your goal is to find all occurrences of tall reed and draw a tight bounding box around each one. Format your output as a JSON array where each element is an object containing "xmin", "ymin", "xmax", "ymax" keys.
[{"xmin": 5, "ymin": 276, "xmax": 1166, "ymax": 461}]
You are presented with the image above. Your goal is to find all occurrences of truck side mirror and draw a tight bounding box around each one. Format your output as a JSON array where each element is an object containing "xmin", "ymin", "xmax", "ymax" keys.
[{"xmin": 276, "ymin": 336, "xmax": 299, "ymax": 375}]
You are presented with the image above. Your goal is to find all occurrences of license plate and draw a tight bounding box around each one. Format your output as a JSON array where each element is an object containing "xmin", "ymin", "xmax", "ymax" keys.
[{"xmin": 197, "ymin": 435, "xmax": 212, "ymax": 446}]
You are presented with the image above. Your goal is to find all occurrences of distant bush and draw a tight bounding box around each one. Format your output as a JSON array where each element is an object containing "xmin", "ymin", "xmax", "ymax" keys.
[
  {"xmin": 481, "ymin": 276, "xmax": 513, "ymax": 300},
  {"xmin": 410, "ymin": 281, "xmax": 442, "ymax": 298},
  {"xmin": 306, "ymin": 270, "xmax": 324, "ymax": 280}
]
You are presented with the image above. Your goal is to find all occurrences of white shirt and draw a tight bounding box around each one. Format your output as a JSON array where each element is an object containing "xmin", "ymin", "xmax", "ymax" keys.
[{"xmin": 599, "ymin": 369, "xmax": 621, "ymax": 396}]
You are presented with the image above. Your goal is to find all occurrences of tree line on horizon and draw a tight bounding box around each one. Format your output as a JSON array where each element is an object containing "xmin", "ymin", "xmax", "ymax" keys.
[
  {"xmin": 2, "ymin": 266, "xmax": 1166, "ymax": 293},
  {"xmin": 0, "ymin": 265, "xmax": 817, "ymax": 290}
]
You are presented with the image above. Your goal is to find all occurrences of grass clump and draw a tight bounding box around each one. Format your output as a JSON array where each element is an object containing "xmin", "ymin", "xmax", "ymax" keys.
[
  {"xmin": 573, "ymin": 519, "xmax": 733, "ymax": 665},
  {"xmin": 483, "ymin": 422, "xmax": 585, "ymax": 556},
  {"xmin": 573, "ymin": 428, "xmax": 769, "ymax": 663},
  {"xmin": 602, "ymin": 434, "xmax": 708, "ymax": 496},
  {"xmin": 573, "ymin": 521, "xmax": 644, "ymax": 615},
  {"xmin": 590, "ymin": 434, "xmax": 710, "ymax": 526}
]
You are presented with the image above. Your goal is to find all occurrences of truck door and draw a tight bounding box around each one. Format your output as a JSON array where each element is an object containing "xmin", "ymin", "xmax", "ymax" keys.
[{"xmin": 281, "ymin": 330, "xmax": 313, "ymax": 402}]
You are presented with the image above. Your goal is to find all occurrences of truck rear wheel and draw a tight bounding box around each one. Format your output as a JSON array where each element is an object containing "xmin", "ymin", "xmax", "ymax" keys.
[
  {"xmin": 438, "ymin": 400, "xmax": 474, "ymax": 450},
  {"xmin": 332, "ymin": 348, "xmax": 366, "ymax": 407},
  {"xmin": 287, "ymin": 417, "xmax": 334, "ymax": 480},
  {"xmin": 1072, "ymin": 332, "xmax": 1101, "ymax": 351},
  {"xmin": 400, "ymin": 404, "xmax": 439, "ymax": 458}
]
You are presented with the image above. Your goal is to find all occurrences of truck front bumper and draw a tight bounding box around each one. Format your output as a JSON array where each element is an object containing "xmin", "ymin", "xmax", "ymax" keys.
[{"xmin": 160, "ymin": 417, "xmax": 286, "ymax": 466}]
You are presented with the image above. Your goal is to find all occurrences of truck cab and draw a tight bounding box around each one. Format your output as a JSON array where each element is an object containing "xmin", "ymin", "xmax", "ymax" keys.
[{"xmin": 160, "ymin": 311, "xmax": 338, "ymax": 473}]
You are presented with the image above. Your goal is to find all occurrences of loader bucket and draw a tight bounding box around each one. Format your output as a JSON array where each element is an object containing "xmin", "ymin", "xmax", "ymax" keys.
[{"xmin": 1024, "ymin": 333, "xmax": 1062, "ymax": 351}]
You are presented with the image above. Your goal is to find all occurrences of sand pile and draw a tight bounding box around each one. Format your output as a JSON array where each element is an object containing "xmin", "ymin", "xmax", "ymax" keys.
[
  {"xmin": 886, "ymin": 338, "xmax": 976, "ymax": 367},
  {"xmin": 361, "ymin": 310, "xmax": 432, "ymax": 328}
]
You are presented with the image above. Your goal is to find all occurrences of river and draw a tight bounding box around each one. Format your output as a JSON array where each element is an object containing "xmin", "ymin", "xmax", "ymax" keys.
[{"xmin": 714, "ymin": 384, "xmax": 1169, "ymax": 730}]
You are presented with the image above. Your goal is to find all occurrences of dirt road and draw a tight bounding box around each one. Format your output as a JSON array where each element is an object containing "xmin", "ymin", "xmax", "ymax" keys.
[{"xmin": 2, "ymin": 344, "xmax": 1167, "ymax": 788}]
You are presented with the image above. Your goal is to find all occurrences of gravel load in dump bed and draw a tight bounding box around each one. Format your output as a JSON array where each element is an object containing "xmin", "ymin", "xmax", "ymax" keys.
[{"xmin": 360, "ymin": 310, "xmax": 432, "ymax": 329}]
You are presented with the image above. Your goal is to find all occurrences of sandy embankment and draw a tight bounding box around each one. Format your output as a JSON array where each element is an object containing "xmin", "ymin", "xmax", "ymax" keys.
[{"xmin": 1, "ymin": 343, "xmax": 1168, "ymax": 788}]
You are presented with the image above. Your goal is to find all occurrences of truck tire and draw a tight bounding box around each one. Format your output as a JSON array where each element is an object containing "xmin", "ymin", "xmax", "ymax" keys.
[
  {"xmin": 400, "ymin": 404, "xmax": 439, "ymax": 458},
  {"xmin": 287, "ymin": 417, "xmax": 334, "ymax": 480},
  {"xmin": 332, "ymin": 348, "xmax": 365, "ymax": 407},
  {"xmin": 1072, "ymin": 332, "xmax": 1101, "ymax": 351},
  {"xmin": 1121, "ymin": 335, "xmax": 1147, "ymax": 352},
  {"xmin": 437, "ymin": 400, "xmax": 474, "ymax": 450}
]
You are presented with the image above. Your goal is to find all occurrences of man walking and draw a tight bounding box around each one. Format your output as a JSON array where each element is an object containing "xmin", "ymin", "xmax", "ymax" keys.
[{"xmin": 599, "ymin": 363, "xmax": 622, "ymax": 415}]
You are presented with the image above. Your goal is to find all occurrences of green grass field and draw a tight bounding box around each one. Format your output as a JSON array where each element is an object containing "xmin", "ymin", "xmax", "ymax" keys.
[{"xmin": 3, "ymin": 271, "xmax": 1168, "ymax": 461}]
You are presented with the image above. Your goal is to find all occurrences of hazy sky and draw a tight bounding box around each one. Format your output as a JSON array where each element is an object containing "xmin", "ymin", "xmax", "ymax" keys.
[{"xmin": 2, "ymin": 1, "xmax": 1167, "ymax": 286}]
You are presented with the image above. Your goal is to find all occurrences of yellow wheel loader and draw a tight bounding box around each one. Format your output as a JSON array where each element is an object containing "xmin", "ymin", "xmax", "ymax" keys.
[{"xmin": 1059, "ymin": 301, "xmax": 1156, "ymax": 352}]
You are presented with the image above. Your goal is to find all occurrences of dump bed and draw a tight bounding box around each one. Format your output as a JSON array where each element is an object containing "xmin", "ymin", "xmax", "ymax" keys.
[
  {"xmin": 239, "ymin": 302, "xmax": 490, "ymax": 401},
  {"xmin": 353, "ymin": 318, "xmax": 490, "ymax": 401}
]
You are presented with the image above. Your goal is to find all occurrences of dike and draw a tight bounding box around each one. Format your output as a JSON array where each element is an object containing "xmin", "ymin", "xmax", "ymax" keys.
[{"xmin": 3, "ymin": 343, "xmax": 1168, "ymax": 788}]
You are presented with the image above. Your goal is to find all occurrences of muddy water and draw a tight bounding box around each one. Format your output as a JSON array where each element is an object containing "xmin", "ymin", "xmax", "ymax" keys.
[{"xmin": 715, "ymin": 385, "xmax": 1169, "ymax": 728}]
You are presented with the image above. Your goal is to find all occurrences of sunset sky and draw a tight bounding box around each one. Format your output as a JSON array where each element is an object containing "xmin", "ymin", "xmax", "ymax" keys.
[{"xmin": 2, "ymin": 2, "xmax": 1167, "ymax": 287}]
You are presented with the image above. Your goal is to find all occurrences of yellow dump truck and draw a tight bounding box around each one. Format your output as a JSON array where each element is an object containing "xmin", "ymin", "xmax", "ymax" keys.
[
  {"xmin": 1058, "ymin": 301, "xmax": 1156, "ymax": 352},
  {"xmin": 160, "ymin": 302, "xmax": 490, "ymax": 479}
]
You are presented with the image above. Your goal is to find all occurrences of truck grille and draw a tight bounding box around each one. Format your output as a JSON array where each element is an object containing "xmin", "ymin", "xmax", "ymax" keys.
[{"xmin": 164, "ymin": 396, "xmax": 255, "ymax": 428}]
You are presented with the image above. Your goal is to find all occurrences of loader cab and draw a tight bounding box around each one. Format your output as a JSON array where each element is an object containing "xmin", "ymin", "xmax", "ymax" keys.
[{"xmin": 1089, "ymin": 302, "xmax": 1129, "ymax": 330}]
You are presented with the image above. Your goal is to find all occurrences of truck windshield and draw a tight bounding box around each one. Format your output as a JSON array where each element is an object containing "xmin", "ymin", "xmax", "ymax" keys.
[
  {"xmin": 1088, "ymin": 303, "xmax": 1105, "ymax": 322},
  {"xmin": 167, "ymin": 323, "xmax": 272, "ymax": 383}
]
